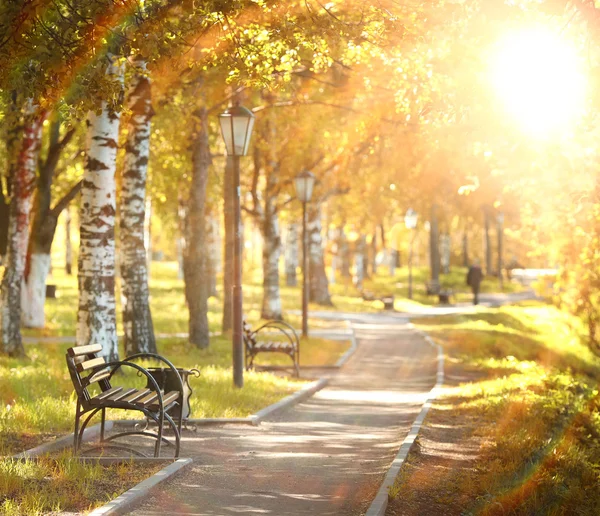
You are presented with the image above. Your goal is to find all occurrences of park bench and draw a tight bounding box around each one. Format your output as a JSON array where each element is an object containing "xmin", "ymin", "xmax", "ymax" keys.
[
  {"xmin": 65, "ymin": 344, "xmax": 184, "ymax": 458},
  {"xmin": 361, "ymin": 290, "xmax": 395, "ymax": 310},
  {"xmin": 425, "ymin": 280, "xmax": 453, "ymax": 304},
  {"xmin": 243, "ymin": 320, "xmax": 300, "ymax": 377}
]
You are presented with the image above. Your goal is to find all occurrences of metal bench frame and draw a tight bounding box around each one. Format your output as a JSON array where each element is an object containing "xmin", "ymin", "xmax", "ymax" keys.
[
  {"xmin": 66, "ymin": 345, "xmax": 184, "ymax": 458},
  {"xmin": 243, "ymin": 320, "xmax": 300, "ymax": 377},
  {"xmin": 425, "ymin": 280, "xmax": 453, "ymax": 303}
]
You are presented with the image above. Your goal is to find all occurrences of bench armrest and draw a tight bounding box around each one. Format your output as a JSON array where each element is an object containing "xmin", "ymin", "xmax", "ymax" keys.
[
  {"xmin": 254, "ymin": 320, "xmax": 299, "ymax": 349},
  {"xmin": 122, "ymin": 353, "xmax": 184, "ymax": 399}
]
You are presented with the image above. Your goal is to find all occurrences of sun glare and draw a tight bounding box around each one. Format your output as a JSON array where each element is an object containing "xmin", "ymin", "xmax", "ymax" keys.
[{"xmin": 490, "ymin": 27, "xmax": 586, "ymax": 137}]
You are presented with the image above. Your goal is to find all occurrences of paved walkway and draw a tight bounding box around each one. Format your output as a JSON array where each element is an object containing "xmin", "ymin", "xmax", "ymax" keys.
[{"xmin": 131, "ymin": 322, "xmax": 438, "ymax": 515}]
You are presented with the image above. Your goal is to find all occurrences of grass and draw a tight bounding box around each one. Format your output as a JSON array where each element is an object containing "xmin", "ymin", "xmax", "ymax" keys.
[
  {"xmin": 0, "ymin": 454, "xmax": 162, "ymax": 514},
  {"xmin": 389, "ymin": 302, "xmax": 600, "ymax": 514}
]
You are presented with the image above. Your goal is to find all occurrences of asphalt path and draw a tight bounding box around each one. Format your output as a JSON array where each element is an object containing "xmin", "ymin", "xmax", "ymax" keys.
[{"xmin": 130, "ymin": 322, "xmax": 438, "ymax": 516}]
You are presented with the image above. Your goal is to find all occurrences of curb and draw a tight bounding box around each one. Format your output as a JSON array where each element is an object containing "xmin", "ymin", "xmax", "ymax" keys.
[
  {"xmin": 365, "ymin": 325, "xmax": 445, "ymax": 516},
  {"xmin": 88, "ymin": 458, "xmax": 193, "ymax": 515},
  {"xmin": 12, "ymin": 422, "xmax": 113, "ymax": 459},
  {"xmin": 334, "ymin": 325, "xmax": 358, "ymax": 368}
]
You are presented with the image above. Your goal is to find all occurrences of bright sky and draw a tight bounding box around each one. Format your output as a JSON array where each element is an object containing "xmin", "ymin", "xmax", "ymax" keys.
[{"xmin": 490, "ymin": 26, "xmax": 587, "ymax": 137}]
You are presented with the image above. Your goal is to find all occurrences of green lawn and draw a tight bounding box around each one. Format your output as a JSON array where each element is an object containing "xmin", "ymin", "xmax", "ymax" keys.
[{"xmin": 390, "ymin": 302, "xmax": 600, "ymax": 514}]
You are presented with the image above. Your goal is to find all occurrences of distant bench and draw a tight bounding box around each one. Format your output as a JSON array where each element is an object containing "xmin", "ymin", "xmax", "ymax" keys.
[
  {"xmin": 243, "ymin": 320, "xmax": 300, "ymax": 377},
  {"xmin": 361, "ymin": 290, "xmax": 395, "ymax": 310},
  {"xmin": 425, "ymin": 280, "xmax": 453, "ymax": 304}
]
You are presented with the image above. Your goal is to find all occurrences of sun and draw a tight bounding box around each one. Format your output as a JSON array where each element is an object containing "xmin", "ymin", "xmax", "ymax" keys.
[{"xmin": 490, "ymin": 26, "xmax": 586, "ymax": 137}]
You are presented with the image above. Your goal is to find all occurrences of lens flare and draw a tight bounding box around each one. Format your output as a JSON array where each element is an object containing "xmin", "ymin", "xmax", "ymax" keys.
[{"xmin": 490, "ymin": 26, "xmax": 586, "ymax": 137}]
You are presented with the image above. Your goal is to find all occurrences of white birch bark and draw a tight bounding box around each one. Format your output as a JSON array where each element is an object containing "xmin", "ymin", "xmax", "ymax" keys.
[
  {"xmin": 354, "ymin": 235, "xmax": 367, "ymax": 290},
  {"xmin": 206, "ymin": 211, "xmax": 220, "ymax": 297},
  {"xmin": 285, "ymin": 222, "xmax": 299, "ymax": 287},
  {"xmin": 22, "ymin": 253, "xmax": 51, "ymax": 328},
  {"xmin": 308, "ymin": 204, "xmax": 332, "ymax": 305},
  {"xmin": 119, "ymin": 60, "xmax": 156, "ymax": 356},
  {"xmin": 0, "ymin": 104, "xmax": 43, "ymax": 356},
  {"xmin": 77, "ymin": 58, "xmax": 123, "ymax": 361}
]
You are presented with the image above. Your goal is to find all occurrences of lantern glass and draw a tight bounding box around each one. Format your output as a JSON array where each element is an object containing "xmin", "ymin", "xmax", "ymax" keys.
[
  {"xmin": 294, "ymin": 170, "xmax": 316, "ymax": 203},
  {"xmin": 404, "ymin": 208, "xmax": 418, "ymax": 229},
  {"xmin": 218, "ymin": 105, "xmax": 255, "ymax": 156}
]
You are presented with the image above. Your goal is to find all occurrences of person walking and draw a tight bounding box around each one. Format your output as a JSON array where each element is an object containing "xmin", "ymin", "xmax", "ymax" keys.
[{"xmin": 467, "ymin": 259, "xmax": 484, "ymax": 305}]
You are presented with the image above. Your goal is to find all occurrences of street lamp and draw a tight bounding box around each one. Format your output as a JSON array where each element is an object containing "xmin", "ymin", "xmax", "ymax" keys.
[
  {"xmin": 497, "ymin": 211, "xmax": 504, "ymax": 291},
  {"xmin": 219, "ymin": 103, "xmax": 255, "ymax": 388},
  {"xmin": 294, "ymin": 170, "xmax": 316, "ymax": 338},
  {"xmin": 404, "ymin": 208, "xmax": 418, "ymax": 299}
]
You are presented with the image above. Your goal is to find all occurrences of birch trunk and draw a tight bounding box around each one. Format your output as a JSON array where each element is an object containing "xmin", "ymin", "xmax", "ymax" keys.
[
  {"xmin": 144, "ymin": 196, "xmax": 152, "ymax": 270},
  {"xmin": 429, "ymin": 204, "xmax": 440, "ymax": 282},
  {"xmin": 222, "ymin": 156, "xmax": 234, "ymax": 332},
  {"xmin": 119, "ymin": 62, "xmax": 156, "ymax": 356},
  {"xmin": 205, "ymin": 210, "xmax": 220, "ymax": 298},
  {"xmin": 184, "ymin": 107, "xmax": 211, "ymax": 349},
  {"xmin": 285, "ymin": 222, "xmax": 299, "ymax": 287},
  {"xmin": 65, "ymin": 207, "xmax": 73, "ymax": 274},
  {"xmin": 308, "ymin": 205, "xmax": 332, "ymax": 305},
  {"xmin": 0, "ymin": 106, "xmax": 43, "ymax": 356},
  {"xmin": 260, "ymin": 209, "xmax": 282, "ymax": 320},
  {"xmin": 339, "ymin": 231, "xmax": 351, "ymax": 278},
  {"xmin": 77, "ymin": 59, "xmax": 122, "ymax": 361}
]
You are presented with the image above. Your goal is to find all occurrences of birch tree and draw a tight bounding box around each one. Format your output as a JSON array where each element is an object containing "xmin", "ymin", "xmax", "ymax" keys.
[
  {"xmin": 119, "ymin": 59, "xmax": 156, "ymax": 355},
  {"xmin": 76, "ymin": 56, "xmax": 123, "ymax": 361},
  {"xmin": 0, "ymin": 103, "xmax": 43, "ymax": 356}
]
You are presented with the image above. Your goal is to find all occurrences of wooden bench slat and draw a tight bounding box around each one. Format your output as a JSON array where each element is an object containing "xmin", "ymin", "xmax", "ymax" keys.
[
  {"xmin": 122, "ymin": 388, "xmax": 150, "ymax": 403},
  {"xmin": 93, "ymin": 386, "xmax": 123, "ymax": 402},
  {"xmin": 107, "ymin": 388, "xmax": 138, "ymax": 402},
  {"xmin": 76, "ymin": 357, "xmax": 106, "ymax": 372},
  {"xmin": 149, "ymin": 391, "xmax": 179, "ymax": 410},
  {"xmin": 86, "ymin": 369, "xmax": 112, "ymax": 384},
  {"xmin": 68, "ymin": 344, "xmax": 103, "ymax": 357},
  {"xmin": 135, "ymin": 391, "xmax": 160, "ymax": 408}
]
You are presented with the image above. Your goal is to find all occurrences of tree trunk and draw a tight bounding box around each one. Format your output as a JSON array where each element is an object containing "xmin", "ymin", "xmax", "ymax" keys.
[
  {"xmin": 462, "ymin": 227, "xmax": 469, "ymax": 267},
  {"xmin": 177, "ymin": 196, "xmax": 186, "ymax": 280},
  {"xmin": 206, "ymin": 209, "xmax": 220, "ymax": 297},
  {"xmin": 484, "ymin": 207, "xmax": 492, "ymax": 275},
  {"xmin": 0, "ymin": 106, "xmax": 43, "ymax": 356},
  {"xmin": 22, "ymin": 116, "xmax": 77, "ymax": 328},
  {"xmin": 184, "ymin": 107, "xmax": 211, "ymax": 349},
  {"xmin": 144, "ymin": 196, "xmax": 152, "ymax": 270},
  {"xmin": 65, "ymin": 207, "xmax": 73, "ymax": 274},
  {"xmin": 440, "ymin": 233, "xmax": 451, "ymax": 274},
  {"xmin": 339, "ymin": 230, "xmax": 351, "ymax": 278},
  {"xmin": 371, "ymin": 231, "xmax": 378, "ymax": 275},
  {"xmin": 260, "ymin": 209, "xmax": 282, "ymax": 320},
  {"xmin": 222, "ymin": 155, "xmax": 234, "ymax": 332},
  {"xmin": 119, "ymin": 63, "xmax": 156, "ymax": 356},
  {"xmin": 285, "ymin": 222, "xmax": 299, "ymax": 287},
  {"xmin": 354, "ymin": 235, "xmax": 367, "ymax": 290},
  {"xmin": 308, "ymin": 205, "xmax": 332, "ymax": 305},
  {"xmin": 77, "ymin": 59, "xmax": 122, "ymax": 361},
  {"xmin": 430, "ymin": 204, "xmax": 440, "ymax": 282}
]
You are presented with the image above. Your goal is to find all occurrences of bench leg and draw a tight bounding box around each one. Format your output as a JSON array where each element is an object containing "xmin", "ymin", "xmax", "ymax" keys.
[
  {"xmin": 73, "ymin": 401, "xmax": 81, "ymax": 455},
  {"xmin": 100, "ymin": 408, "xmax": 106, "ymax": 442}
]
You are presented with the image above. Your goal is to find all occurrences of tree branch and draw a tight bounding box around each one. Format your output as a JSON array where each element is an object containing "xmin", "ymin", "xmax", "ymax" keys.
[{"xmin": 50, "ymin": 180, "xmax": 82, "ymax": 217}]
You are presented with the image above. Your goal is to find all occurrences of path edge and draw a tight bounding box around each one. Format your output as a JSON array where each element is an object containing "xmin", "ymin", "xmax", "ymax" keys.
[
  {"xmin": 365, "ymin": 325, "xmax": 444, "ymax": 516},
  {"xmin": 88, "ymin": 457, "xmax": 193, "ymax": 516}
]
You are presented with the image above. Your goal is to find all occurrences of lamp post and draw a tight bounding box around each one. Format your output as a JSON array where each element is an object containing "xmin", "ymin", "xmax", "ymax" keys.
[
  {"xmin": 218, "ymin": 103, "xmax": 255, "ymax": 388},
  {"xmin": 404, "ymin": 208, "xmax": 418, "ymax": 299},
  {"xmin": 497, "ymin": 211, "xmax": 504, "ymax": 291},
  {"xmin": 294, "ymin": 170, "xmax": 316, "ymax": 338}
]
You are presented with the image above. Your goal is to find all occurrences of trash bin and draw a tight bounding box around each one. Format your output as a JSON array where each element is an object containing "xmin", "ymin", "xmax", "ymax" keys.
[{"xmin": 145, "ymin": 367, "xmax": 200, "ymax": 420}]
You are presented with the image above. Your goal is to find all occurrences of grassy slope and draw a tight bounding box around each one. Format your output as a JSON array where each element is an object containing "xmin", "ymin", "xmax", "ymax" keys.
[{"xmin": 390, "ymin": 303, "xmax": 600, "ymax": 515}]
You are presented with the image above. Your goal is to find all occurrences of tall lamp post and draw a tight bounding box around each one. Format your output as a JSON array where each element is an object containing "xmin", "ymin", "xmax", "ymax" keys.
[
  {"xmin": 404, "ymin": 208, "xmax": 418, "ymax": 299},
  {"xmin": 497, "ymin": 211, "xmax": 504, "ymax": 291},
  {"xmin": 294, "ymin": 170, "xmax": 316, "ymax": 338},
  {"xmin": 218, "ymin": 103, "xmax": 255, "ymax": 388}
]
